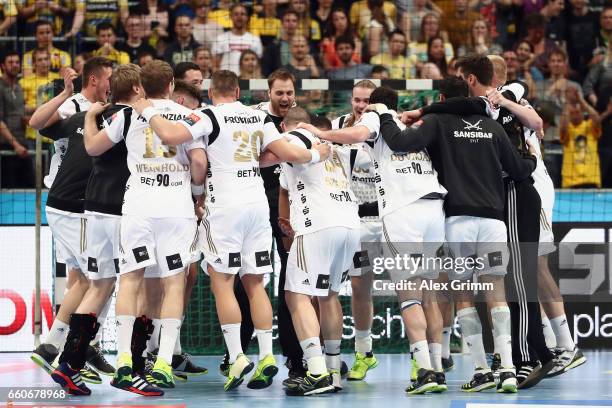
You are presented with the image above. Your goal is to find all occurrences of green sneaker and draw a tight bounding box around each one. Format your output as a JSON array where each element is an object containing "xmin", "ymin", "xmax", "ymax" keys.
[
  {"xmin": 113, "ymin": 352, "xmax": 133, "ymax": 388},
  {"xmin": 224, "ymin": 354, "xmax": 254, "ymax": 391},
  {"xmin": 247, "ymin": 354, "xmax": 278, "ymax": 389},
  {"xmin": 347, "ymin": 352, "xmax": 379, "ymax": 381},
  {"xmin": 411, "ymin": 357, "xmax": 419, "ymax": 381},
  {"xmin": 152, "ymin": 357, "xmax": 175, "ymax": 388}
]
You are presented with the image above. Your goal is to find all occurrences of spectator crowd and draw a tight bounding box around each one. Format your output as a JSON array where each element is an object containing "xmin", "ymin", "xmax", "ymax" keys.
[{"xmin": 0, "ymin": 0, "xmax": 610, "ymax": 189}]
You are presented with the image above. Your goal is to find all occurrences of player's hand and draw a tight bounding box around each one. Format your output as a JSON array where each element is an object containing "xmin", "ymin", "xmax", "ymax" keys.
[
  {"xmin": 194, "ymin": 198, "xmax": 205, "ymax": 220},
  {"xmin": 278, "ymin": 217, "xmax": 294, "ymax": 238},
  {"xmin": 296, "ymin": 122, "xmax": 321, "ymax": 137},
  {"xmin": 313, "ymin": 141, "xmax": 330, "ymax": 161},
  {"xmin": 13, "ymin": 143, "xmax": 29, "ymax": 158},
  {"xmin": 400, "ymin": 109, "xmax": 422, "ymax": 125},
  {"xmin": 87, "ymin": 102, "xmax": 109, "ymax": 117},
  {"xmin": 486, "ymin": 89, "xmax": 507, "ymax": 108},
  {"xmin": 365, "ymin": 103, "xmax": 389, "ymax": 114},
  {"xmin": 133, "ymin": 98, "xmax": 153, "ymax": 114},
  {"xmin": 62, "ymin": 68, "xmax": 78, "ymax": 96}
]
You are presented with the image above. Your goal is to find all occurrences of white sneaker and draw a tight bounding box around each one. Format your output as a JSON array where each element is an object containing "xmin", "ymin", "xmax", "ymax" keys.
[{"xmin": 547, "ymin": 347, "xmax": 586, "ymax": 377}]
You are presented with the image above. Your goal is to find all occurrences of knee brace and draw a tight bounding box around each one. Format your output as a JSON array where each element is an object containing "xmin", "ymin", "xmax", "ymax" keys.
[
  {"xmin": 490, "ymin": 306, "xmax": 511, "ymax": 337},
  {"xmin": 456, "ymin": 306, "xmax": 482, "ymax": 337},
  {"xmin": 400, "ymin": 299, "xmax": 422, "ymax": 312}
]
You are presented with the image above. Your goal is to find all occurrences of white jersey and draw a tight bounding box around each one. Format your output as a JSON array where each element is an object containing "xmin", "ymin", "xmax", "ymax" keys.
[
  {"xmin": 105, "ymin": 99, "xmax": 203, "ymax": 218},
  {"xmin": 178, "ymin": 101, "xmax": 282, "ymax": 208},
  {"xmin": 525, "ymin": 127, "xmax": 555, "ymax": 209},
  {"xmin": 357, "ymin": 111, "xmax": 447, "ymax": 217},
  {"xmin": 44, "ymin": 93, "xmax": 91, "ymax": 188},
  {"xmin": 279, "ymin": 129, "xmax": 359, "ymax": 236}
]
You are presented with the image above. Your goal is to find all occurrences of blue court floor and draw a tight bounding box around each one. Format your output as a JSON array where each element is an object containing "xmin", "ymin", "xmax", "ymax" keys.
[{"xmin": 0, "ymin": 352, "xmax": 610, "ymax": 408}]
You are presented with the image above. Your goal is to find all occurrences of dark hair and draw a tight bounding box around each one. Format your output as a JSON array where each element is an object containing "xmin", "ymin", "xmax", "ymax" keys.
[
  {"xmin": 371, "ymin": 65, "xmax": 389, "ymax": 75},
  {"xmin": 231, "ymin": 3, "xmax": 249, "ymax": 16},
  {"xmin": 2, "ymin": 49, "xmax": 20, "ymax": 64},
  {"xmin": 129, "ymin": 0, "xmax": 167, "ymax": 16},
  {"xmin": 268, "ymin": 68, "xmax": 296, "ymax": 89},
  {"xmin": 438, "ymin": 76, "xmax": 469, "ymax": 98},
  {"xmin": 34, "ymin": 20, "xmax": 53, "ymax": 32},
  {"xmin": 310, "ymin": 114, "xmax": 332, "ymax": 130},
  {"xmin": 96, "ymin": 22, "xmax": 115, "ymax": 35},
  {"xmin": 281, "ymin": 9, "xmax": 299, "ymax": 21},
  {"xmin": 174, "ymin": 61, "xmax": 201, "ymax": 80},
  {"xmin": 369, "ymin": 86, "xmax": 398, "ymax": 111},
  {"xmin": 548, "ymin": 47, "xmax": 567, "ymax": 61},
  {"xmin": 173, "ymin": 80, "xmax": 203, "ymax": 105},
  {"xmin": 335, "ymin": 34, "xmax": 355, "ymax": 50},
  {"xmin": 83, "ymin": 57, "xmax": 114, "ymax": 87},
  {"xmin": 324, "ymin": 8, "xmax": 356, "ymax": 39},
  {"xmin": 136, "ymin": 49, "xmax": 155, "ymax": 61},
  {"xmin": 388, "ymin": 28, "xmax": 406, "ymax": 41},
  {"xmin": 211, "ymin": 70, "xmax": 239, "ymax": 95},
  {"xmin": 367, "ymin": 0, "xmax": 390, "ymax": 36},
  {"xmin": 523, "ymin": 13, "xmax": 546, "ymax": 30},
  {"xmin": 427, "ymin": 36, "xmax": 448, "ymax": 76},
  {"xmin": 456, "ymin": 54, "xmax": 493, "ymax": 86}
]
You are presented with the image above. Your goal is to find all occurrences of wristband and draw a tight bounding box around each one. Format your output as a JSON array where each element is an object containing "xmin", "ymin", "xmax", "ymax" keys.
[
  {"xmin": 141, "ymin": 106, "xmax": 158, "ymax": 122},
  {"xmin": 309, "ymin": 148, "xmax": 320, "ymax": 164},
  {"xmin": 191, "ymin": 183, "xmax": 205, "ymax": 196}
]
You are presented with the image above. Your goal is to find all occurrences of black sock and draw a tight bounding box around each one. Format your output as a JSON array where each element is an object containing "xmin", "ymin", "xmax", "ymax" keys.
[
  {"xmin": 59, "ymin": 313, "xmax": 99, "ymax": 371},
  {"xmin": 131, "ymin": 315, "xmax": 153, "ymax": 375}
]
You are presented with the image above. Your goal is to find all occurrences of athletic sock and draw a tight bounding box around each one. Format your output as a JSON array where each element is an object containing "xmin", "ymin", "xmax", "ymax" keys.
[
  {"xmin": 158, "ymin": 318, "xmax": 181, "ymax": 363},
  {"xmin": 147, "ymin": 318, "xmax": 161, "ymax": 353},
  {"xmin": 300, "ymin": 337, "xmax": 326, "ymax": 375},
  {"xmin": 550, "ymin": 314, "xmax": 575, "ymax": 351},
  {"xmin": 429, "ymin": 342, "xmax": 443, "ymax": 372},
  {"xmin": 491, "ymin": 306, "xmax": 513, "ymax": 369},
  {"xmin": 45, "ymin": 318, "xmax": 69, "ymax": 350},
  {"xmin": 541, "ymin": 314, "xmax": 557, "ymax": 349},
  {"xmin": 457, "ymin": 307, "xmax": 488, "ymax": 371},
  {"xmin": 324, "ymin": 339, "xmax": 341, "ymax": 372},
  {"xmin": 255, "ymin": 328, "xmax": 273, "ymax": 359},
  {"xmin": 173, "ymin": 316, "xmax": 185, "ymax": 356},
  {"xmin": 91, "ymin": 296, "xmax": 111, "ymax": 346},
  {"xmin": 116, "ymin": 315, "xmax": 136, "ymax": 356},
  {"xmin": 441, "ymin": 326, "xmax": 452, "ymax": 359},
  {"xmin": 355, "ymin": 329, "xmax": 373, "ymax": 354},
  {"xmin": 410, "ymin": 340, "xmax": 432, "ymax": 370},
  {"xmin": 221, "ymin": 323, "xmax": 243, "ymax": 364}
]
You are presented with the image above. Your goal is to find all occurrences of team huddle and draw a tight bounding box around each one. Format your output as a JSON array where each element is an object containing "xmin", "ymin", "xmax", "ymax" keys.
[{"xmin": 29, "ymin": 53, "xmax": 585, "ymax": 398}]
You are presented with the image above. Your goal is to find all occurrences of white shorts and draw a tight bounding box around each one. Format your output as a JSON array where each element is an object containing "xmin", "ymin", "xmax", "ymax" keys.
[
  {"xmin": 286, "ymin": 227, "xmax": 360, "ymax": 297},
  {"xmin": 85, "ymin": 213, "xmax": 120, "ymax": 280},
  {"xmin": 348, "ymin": 220, "xmax": 383, "ymax": 277},
  {"xmin": 46, "ymin": 208, "xmax": 88, "ymax": 273},
  {"xmin": 445, "ymin": 215, "xmax": 509, "ymax": 281},
  {"xmin": 534, "ymin": 169, "xmax": 556, "ymax": 256},
  {"xmin": 200, "ymin": 203, "xmax": 273, "ymax": 276},
  {"xmin": 382, "ymin": 199, "xmax": 445, "ymax": 282},
  {"xmin": 119, "ymin": 216, "xmax": 196, "ymax": 278}
]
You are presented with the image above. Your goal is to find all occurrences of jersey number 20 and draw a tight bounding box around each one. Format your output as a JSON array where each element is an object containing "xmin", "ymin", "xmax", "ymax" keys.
[{"xmin": 233, "ymin": 130, "xmax": 264, "ymax": 162}]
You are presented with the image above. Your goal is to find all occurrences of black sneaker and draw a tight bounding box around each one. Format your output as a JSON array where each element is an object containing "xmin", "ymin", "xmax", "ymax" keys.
[
  {"xmin": 432, "ymin": 371, "xmax": 448, "ymax": 393},
  {"xmin": 51, "ymin": 362, "xmax": 91, "ymax": 396},
  {"xmin": 285, "ymin": 372, "xmax": 335, "ymax": 396},
  {"xmin": 173, "ymin": 352, "xmax": 208, "ymax": 378},
  {"xmin": 497, "ymin": 369, "xmax": 518, "ymax": 393},
  {"xmin": 282, "ymin": 358, "xmax": 307, "ymax": 388},
  {"xmin": 461, "ymin": 370, "xmax": 496, "ymax": 392},
  {"xmin": 111, "ymin": 373, "xmax": 165, "ymax": 396},
  {"xmin": 517, "ymin": 360, "xmax": 554, "ymax": 389},
  {"xmin": 86, "ymin": 343, "xmax": 115, "ymax": 376},
  {"xmin": 442, "ymin": 355, "xmax": 454, "ymax": 372},
  {"xmin": 405, "ymin": 368, "xmax": 438, "ymax": 395},
  {"xmin": 31, "ymin": 343, "xmax": 59, "ymax": 374},
  {"xmin": 547, "ymin": 348, "xmax": 587, "ymax": 377},
  {"xmin": 219, "ymin": 353, "xmax": 230, "ymax": 377},
  {"xmin": 490, "ymin": 353, "xmax": 501, "ymax": 378}
]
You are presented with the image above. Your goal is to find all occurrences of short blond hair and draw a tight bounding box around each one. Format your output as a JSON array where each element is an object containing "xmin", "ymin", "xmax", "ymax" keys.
[
  {"xmin": 110, "ymin": 63, "xmax": 141, "ymax": 103},
  {"xmin": 488, "ymin": 55, "xmax": 507, "ymax": 85},
  {"xmin": 141, "ymin": 60, "xmax": 174, "ymax": 98}
]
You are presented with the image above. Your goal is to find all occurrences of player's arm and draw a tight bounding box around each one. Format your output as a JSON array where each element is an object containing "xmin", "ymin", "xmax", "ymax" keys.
[
  {"xmin": 259, "ymin": 149, "xmax": 281, "ymax": 167},
  {"xmin": 297, "ymin": 122, "xmax": 370, "ymax": 144},
  {"xmin": 497, "ymin": 127, "xmax": 537, "ymax": 181},
  {"xmin": 29, "ymin": 68, "xmax": 78, "ymax": 130},
  {"xmin": 486, "ymin": 87, "xmax": 543, "ymax": 132},
  {"xmin": 379, "ymin": 113, "xmax": 438, "ymax": 152},
  {"xmin": 84, "ymin": 102, "xmax": 116, "ymax": 156},
  {"xmin": 133, "ymin": 98, "xmax": 195, "ymax": 145}
]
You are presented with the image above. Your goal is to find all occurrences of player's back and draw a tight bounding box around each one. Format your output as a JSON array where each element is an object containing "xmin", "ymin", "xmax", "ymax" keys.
[
  {"xmin": 281, "ymin": 129, "xmax": 359, "ymax": 236},
  {"xmin": 107, "ymin": 98, "xmax": 200, "ymax": 219},
  {"xmin": 203, "ymin": 101, "xmax": 280, "ymax": 208}
]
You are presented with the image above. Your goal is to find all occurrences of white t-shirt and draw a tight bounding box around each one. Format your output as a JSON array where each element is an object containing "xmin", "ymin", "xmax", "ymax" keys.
[
  {"xmin": 178, "ymin": 101, "xmax": 281, "ymax": 208},
  {"xmin": 105, "ymin": 99, "xmax": 203, "ymax": 218},
  {"xmin": 44, "ymin": 93, "xmax": 91, "ymax": 188},
  {"xmin": 357, "ymin": 111, "xmax": 447, "ymax": 217},
  {"xmin": 279, "ymin": 129, "xmax": 359, "ymax": 236},
  {"xmin": 211, "ymin": 31, "xmax": 263, "ymax": 75}
]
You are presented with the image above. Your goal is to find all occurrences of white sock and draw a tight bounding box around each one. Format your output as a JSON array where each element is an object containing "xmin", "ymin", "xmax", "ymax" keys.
[
  {"xmin": 147, "ymin": 318, "xmax": 161, "ymax": 353},
  {"xmin": 355, "ymin": 329, "xmax": 372, "ymax": 354},
  {"xmin": 429, "ymin": 342, "xmax": 443, "ymax": 372},
  {"xmin": 221, "ymin": 323, "xmax": 243, "ymax": 364},
  {"xmin": 457, "ymin": 307, "xmax": 489, "ymax": 371},
  {"xmin": 441, "ymin": 326, "xmax": 452, "ymax": 359},
  {"xmin": 45, "ymin": 318, "xmax": 69, "ymax": 350},
  {"xmin": 91, "ymin": 296, "xmax": 112, "ymax": 346},
  {"xmin": 173, "ymin": 316, "xmax": 185, "ymax": 356},
  {"xmin": 541, "ymin": 314, "xmax": 557, "ymax": 349},
  {"xmin": 255, "ymin": 328, "xmax": 273, "ymax": 359},
  {"xmin": 158, "ymin": 318, "xmax": 181, "ymax": 363},
  {"xmin": 550, "ymin": 314, "xmax": 575, "ymax": 351},
  {"xmin": 300, "ymin": 337, "xmax": 326, "ymax": 375},
  {"xmin": 491, "ymin": 306, "xmax": 513, "ymax": 369},
  {"xmin": 324, "ymin": 339, "xmax": 341, "ymax": 371},
  {"xmin": 410, "ymin": 340, "xmax": 432, "ymax": 370},
  {"xmin": 116, "ymin": 315, "xmax": 136, "ymax": 355}
]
